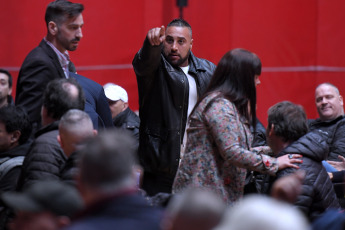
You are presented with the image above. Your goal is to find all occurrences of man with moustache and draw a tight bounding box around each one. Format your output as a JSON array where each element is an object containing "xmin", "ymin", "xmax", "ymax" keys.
[
  {"xmin": 16, "ymin": 0, "xmax": 84, "ymax": 133},
  {"xmin": 132, "ymin": 19, "xmax": 216, "ymax": 195}
]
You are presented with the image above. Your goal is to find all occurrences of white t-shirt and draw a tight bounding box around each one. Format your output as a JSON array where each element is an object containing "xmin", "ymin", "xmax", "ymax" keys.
[{"xmin": 180, "ymin": 66, "xmax": 197, "ymax": 160}]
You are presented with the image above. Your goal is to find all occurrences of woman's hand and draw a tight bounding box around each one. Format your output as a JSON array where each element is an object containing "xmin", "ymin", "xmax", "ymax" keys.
[
  {"xmin": 277, "ymin": 154, "xmax": 303, "ymax": 170},
  {"xmin": 327, "ymin": 155, "xmax": 345, "ymax": 171}
]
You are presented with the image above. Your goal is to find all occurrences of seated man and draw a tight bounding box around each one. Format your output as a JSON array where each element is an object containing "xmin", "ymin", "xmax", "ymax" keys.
[
  {"xmin": 308, "ymin": 83, "xmax": 345, "ymax": 161},
  {"xmin": 103, "ymin": 83, "xmax": 140, "ymax": 145},
  {"xmin": 58, "ymin": 109, "xmax": 97, "ymax": 185},
  {"xmin": 64, "ymin": 130, "xmax": 162, "ymax": 230},
  {"xmin": 17, "ymin": 78, "xmax": 85, "ymax": 190},
  {"xmin": 0, "ymin": 69, "xmax": 13, "ymax": 108},
  {"xmin": 266, "ymin": 101, "xmax": 339, "ymax": 221},
  {"xmin": 2, "ymin": 181, "xmax": 83, "ymax": 230},
  {"xmin": 0, "ymin": 106, "xmax": 31, "ymax": 192}
]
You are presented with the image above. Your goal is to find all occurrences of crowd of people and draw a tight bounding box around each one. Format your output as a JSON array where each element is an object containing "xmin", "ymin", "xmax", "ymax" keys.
[{"xmin": 1, "ymin": 0, "xmax": 345, "ymax": 229}]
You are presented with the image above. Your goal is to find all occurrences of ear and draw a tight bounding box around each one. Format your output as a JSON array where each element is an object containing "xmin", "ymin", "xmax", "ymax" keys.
[
  {"xmin": 8, "ymin": 87, "xmax": 12, "ymax": 96},
  {"xmin": 48, "ymin": 21, "xmax": 58, "ymax": 35},
  {"xmin": 339, "ymin": 95, "xmax": 343, "ymax": 106},
  {"xmin": 57, "ymin": 134, "xmax": 63, "ymax": 148},
  {"xmin": 267, "ymin": 124, "xmax": 275, "ymax": 137},
  {"xmin": 92, "ymin": 130, "xmax": 98, "ymax": 136},
  {"xmin": 10, "ymin": 130, "xmax": 21, "ymax": 144},
  {"xmin": 190, "ymin": 38, "xmax": 193, "ymax": 50},
  {"xmin": 123, "ymin": 102, "xmax": 129, "ymax": 110}
]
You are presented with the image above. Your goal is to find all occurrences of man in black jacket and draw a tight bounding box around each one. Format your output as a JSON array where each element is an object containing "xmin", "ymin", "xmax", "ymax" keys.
[
  {"xmin": 103, "ymin": 83, "xmax": 140, "ymax": 146},
  {"xmin": 266, "ymin": 101, "xmax": 339, "ymax": 221},
  {"xmin": 17, "ymin": 78, "xmax": 85, "ymax": 191},
  {"xmin": 308, "ymin": 83, "xmax": 345, "ymax": 161},
  {"xmin": 16, "ymin": 0, "xmax": 84, "ymax": 133},
  {"xmin": 132, "ymin": 19, "xmax": 215, "ymax": 195}
]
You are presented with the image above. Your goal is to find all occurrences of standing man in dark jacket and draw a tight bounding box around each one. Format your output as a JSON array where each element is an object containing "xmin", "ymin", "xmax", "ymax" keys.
[
  {"xmin": 308, "ymin": 83, "xmax": 345, "ymax": 161},
  {"xmin": 132, "ymin": 19, "xmax": 216, "ymax": 195},
  {"xmin": 266, "ymin": 101, "xmax": 339, "ymax": 221},
  {"xmin": 16, "ymin": 0, "xmax": 84, "ymax": 133},
  {"xmin": 17, "ymin": 78, "xmax": 85, "ymax": 191}
]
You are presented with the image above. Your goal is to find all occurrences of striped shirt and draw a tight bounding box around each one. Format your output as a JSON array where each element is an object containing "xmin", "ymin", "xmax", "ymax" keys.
[{"xmin": 44, "ymin": 37, "xmax": 70, "ymax": 78}]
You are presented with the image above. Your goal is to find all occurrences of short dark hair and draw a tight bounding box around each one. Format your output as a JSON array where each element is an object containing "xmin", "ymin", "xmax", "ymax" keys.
[
  {"xmin": 43, "ymin": 78, "xmax": 85, "ymax": 120},
  {"xmin": 79, "ymin": 129, "xmax": 137, "ymax": 191},
  {"xmin": 0, "ymin": 106, "xmax": 32, "ymax": 145},
  {"xmin": 268, "ymin": 101, "xmax": 308, "ymax": 142},
  {"xmin": 45, "ymin": 0, "xmax": 84, "ymax": 27},
  {"xmin": 167, "ymin": 18, "xmax": 192, "ymax": 36},
  {"xmin": 0, "ymin": 69, "xmax": 12, "ymax": 88}
]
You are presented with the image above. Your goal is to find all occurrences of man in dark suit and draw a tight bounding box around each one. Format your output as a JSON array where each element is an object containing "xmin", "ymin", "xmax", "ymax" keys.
[
  {"xmin": 15, "ymin": 0, "xmax": 84, "ymax": 132},
  {"xmin": 70, "ymin": 72, "xmax": 113, "ymax": 130}
]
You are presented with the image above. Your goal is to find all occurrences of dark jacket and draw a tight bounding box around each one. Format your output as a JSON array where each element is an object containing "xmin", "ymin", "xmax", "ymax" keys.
[
  {"xmin": 113, "ymin": 107, "xmax": 140, "ymax": 144},
  {"xmin": 64, "ymin": 191, "xmax": 162, "ymax": 230},
  {"xmin": 70, "ymin": 72, "xmax": 113, "ymax": 130},
  {"xmin": 17, "ymin": 121, "xmax": 66, "ymax": 190},
  {"xmin": 16, "ymin": 40, "xmax": 75, "ymax": 126},
  {"xmin": 275, "ymin": 130, "xmax": 340, "ymax": 221},
  {"xmin": 0, "ymin": 142, "xmax": 31, "ymax": 192},
  {"xmin": 308, "ymin": 115, "xmax": 345, "ymax": 161},
  {"xmin": 132, "ymin": 38, "xmax": 215, "ymax": 187},
  {"xmin": 60, "ymin": 151, "xmax": 79, "ymax": 187}
]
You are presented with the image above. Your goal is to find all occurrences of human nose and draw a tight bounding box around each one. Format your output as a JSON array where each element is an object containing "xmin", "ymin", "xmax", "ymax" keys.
[
  {"xmin": 76, "ymin": 28, "xmax": 83, "ymax": 38},
  {"xmin": 171, "ymin": 41, "xmax": 178, "ymax": 51}
]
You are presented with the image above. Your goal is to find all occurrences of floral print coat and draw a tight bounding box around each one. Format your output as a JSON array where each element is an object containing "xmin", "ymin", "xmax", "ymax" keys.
[{"xmin": 173, "ymin": 92, "xmax": 279, "ymax": 205}]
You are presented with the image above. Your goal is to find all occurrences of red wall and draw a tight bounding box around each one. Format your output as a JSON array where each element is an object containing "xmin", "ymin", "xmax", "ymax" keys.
[{"xmin": 2, "ymin": 0, "xmax": 345, "ymax": 126}]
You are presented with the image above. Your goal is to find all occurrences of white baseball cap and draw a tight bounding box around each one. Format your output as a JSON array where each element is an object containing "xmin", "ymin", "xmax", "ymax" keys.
[{"xmin": 103, "ymin": 83, "xmax": 128, "ymax": 103}]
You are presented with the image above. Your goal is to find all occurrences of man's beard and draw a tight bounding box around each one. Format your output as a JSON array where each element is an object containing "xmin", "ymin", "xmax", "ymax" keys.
[{"xmin": 164, "ymin": 49, "xmax": 191, "ymax": 67}]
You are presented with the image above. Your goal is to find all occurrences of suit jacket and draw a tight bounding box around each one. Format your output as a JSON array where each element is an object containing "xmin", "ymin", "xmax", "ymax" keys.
[
  {"xmin": 70, "ymin": 72, "xmax": 113, "ymax": 130},
  {"xmin": 16, "ymin": 39, "xmax": 75, "ymax": 125}
]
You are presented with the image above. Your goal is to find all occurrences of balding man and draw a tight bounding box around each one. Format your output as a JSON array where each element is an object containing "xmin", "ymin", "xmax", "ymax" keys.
[
  {"xmin": 58, "ymin": 109, "xmax": 97, "ymax": 185},
  {"xmin": 309, "ymin": 83, "xmax": 345, "ymax": 161}
]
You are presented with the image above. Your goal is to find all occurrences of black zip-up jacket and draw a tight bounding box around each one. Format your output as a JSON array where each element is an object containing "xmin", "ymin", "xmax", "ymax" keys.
[
  {"xmin": 275, "ymin": 130, "xmax": 340, "ymax": 221},
  {"xmin": 132, "ymin": 38, "xmax": 215, "ymax": 182},
  {"xmin": 308, "ymin": 115, "xmax": 345, "ymax": 161}
]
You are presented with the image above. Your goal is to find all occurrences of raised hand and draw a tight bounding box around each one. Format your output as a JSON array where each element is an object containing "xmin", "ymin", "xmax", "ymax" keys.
[{"xmin": 147, "ymin": 25, "xmax": 165, "ymax": 46}]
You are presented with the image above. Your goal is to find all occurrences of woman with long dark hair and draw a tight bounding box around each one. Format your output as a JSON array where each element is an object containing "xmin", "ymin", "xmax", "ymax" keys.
[{"xmin": 173, "ymin": 49, "xmax": 301, "ymax": 204}]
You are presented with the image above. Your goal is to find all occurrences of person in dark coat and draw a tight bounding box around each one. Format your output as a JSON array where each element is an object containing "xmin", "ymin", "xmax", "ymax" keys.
[
  {"xmin": 132, "ymin": 18, "xmax": 216, "ymax": 195},
  {"xmin": 71, "ymin": 72, "xmax": 113, "ymax": 130},
  {"xmin": 15, "ymin": 0, "xmax": 84, "ymax": 133},
  {"xmin": 266, "ymin": 101, "xmax": 340, "ymax": 221},
  {"xmin": 0, "ymin": 106, "xmax": 31, "ymax": 192},
  {"xmin": 103, "ymin": 83, "xmax": 140, "ymax": 144},
  {"xmin": 0, "ymin": 69, "xmax": 13, "ymax": 108},
  {"xmin": 308, "ymin": 83, "xmax": 345, "ymax": 161},
  {"xmin": 17, "ymin": 78, "xmax": 85, "ymax": 191},
  {"xmin": 58, "ymin": 109, "xmax": 97, "ymax": 186},
  {"xmin": 64, "ymin": 130, "xmax": 162, "ymax": 230}
]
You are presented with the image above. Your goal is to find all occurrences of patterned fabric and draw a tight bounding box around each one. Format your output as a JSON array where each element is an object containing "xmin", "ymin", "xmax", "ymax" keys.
[
  {"xmin": 44, "ymin": 37, "xmax": 70, "ymax": 78},
  {"xmin": 173, "ymin": 92, "xmax": 278, "ymax": 205}
]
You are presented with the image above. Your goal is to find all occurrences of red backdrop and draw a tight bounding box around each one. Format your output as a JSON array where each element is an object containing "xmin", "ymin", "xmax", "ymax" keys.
[{"xmin": 1, "ymin": 0, "xmax": 345, "ymax": 126}]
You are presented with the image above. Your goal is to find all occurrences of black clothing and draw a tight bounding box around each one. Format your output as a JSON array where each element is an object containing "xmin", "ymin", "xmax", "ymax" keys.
[
  {"xmin": 275, "ymin": 130, "xmax": 340, "ymax": 221},
  {"xmin": 17, "ymin": 121, "xmax": 66, "ymax": 190},
  {"xmin": 60, "ymin": 151, "xmax": 79, "ymax": 187},
  {"xmin": 133, "ymin": 38, "xmax": 215, "ymax": 195},
  {"xmin": 113, "ymin": 107, "xmax": 140, "ymax": 145},
  {"xmin": 309, "ymin": 115, "xmax": 345, "ymax": 161}
]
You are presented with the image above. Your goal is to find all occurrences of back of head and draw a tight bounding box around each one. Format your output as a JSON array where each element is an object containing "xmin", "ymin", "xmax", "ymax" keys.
[
  {"xmin": 78, "ymin": 129, "xmax": 137, "ymax": 193},
  {"xmin": 214, "ymin": 195, "xmax": 309, "ymax": 230},
  {"xmin": 268, "ymin": 101, "xmax": 308, "ymax": 142},
  {"xmin": 204, "ymin": 48, "xmax": 261, "ymax": 127},
  {"xmin": 163, "ymin": 188, "xmax": 226, "ymax": 230},
  {"xmin": 2, "ymin": 180, "xmax": 83, "ymax": 218},
  {"xmin": 43, "ymin": 78, "xmax": 85, "ymax": 120},
  {"xmin": 59, "ymin": 109, "xmax": 94, "ymax": 137},
  {"xmin": 167, "ymin": 18, "xmax": 192, "ymax": 36},
  {"xmin": 0, "ymin": 106, "xmax": 32, "ymax": 146},
  {"xmin": 45, "ymin": 0, "xmax": 84, "ymax": 27}
]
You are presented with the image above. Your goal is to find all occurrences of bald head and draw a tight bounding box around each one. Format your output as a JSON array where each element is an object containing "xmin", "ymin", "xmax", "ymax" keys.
[
  {"xmin": 58, "ymin": 109, "xmax": 96, "ymax": 156},
  {"xmin": 315, "ymin": 83, "xmax": 344, "ymax": 121}
]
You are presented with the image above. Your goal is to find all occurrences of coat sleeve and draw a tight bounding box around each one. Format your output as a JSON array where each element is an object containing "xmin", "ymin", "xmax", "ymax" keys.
[
  {"xmin": 18, "ymin": 140, "xmax": 66, "ymax": 190},
  {"xmin": 203, "ymin": 98, "xmax": 278, "ymax": 175},
  {"xmin": 96, "ymin": 87, "xmax": 113, "ymax": 128}
]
